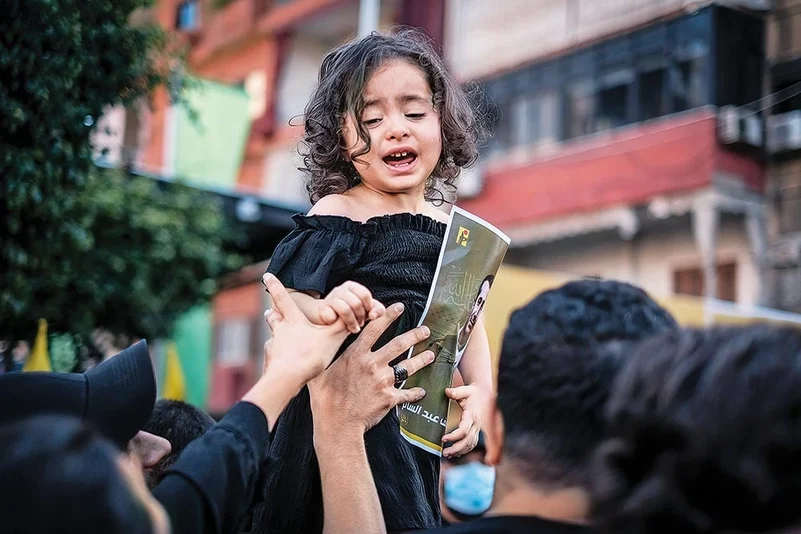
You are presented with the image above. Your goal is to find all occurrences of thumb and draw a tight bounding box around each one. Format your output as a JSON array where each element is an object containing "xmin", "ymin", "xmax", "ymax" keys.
[
  {"xmin": 318, "ymin": 304, "xmax": 338, "ymax": 325},
  {"xmin": 445, "ymin": 385, "xmax": 473, "ymax": 402}
]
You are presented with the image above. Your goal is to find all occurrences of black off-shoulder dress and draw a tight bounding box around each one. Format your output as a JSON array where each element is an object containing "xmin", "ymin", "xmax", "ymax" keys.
[{"xmin": 257, "ymin": 212, "xmax": 446, "ymax": 533}]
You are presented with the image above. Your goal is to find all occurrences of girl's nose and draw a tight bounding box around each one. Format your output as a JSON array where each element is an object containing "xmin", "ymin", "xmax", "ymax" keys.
[{"xmin": 385, "ymin": 115, "xmax": 410, "ymax": 140}]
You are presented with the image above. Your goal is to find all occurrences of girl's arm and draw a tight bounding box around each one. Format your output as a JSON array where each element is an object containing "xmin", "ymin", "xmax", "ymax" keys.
[
  {"xmin": 442, "ymin": 317, "xmax": 493, "ymax": 458},
  {"xmin": 288, "ymin": 290, "xmax": 326, "ymax": 325},
  {"xmin": 282, "ymin": 284, "xmax": 386, "ymax": 334}
]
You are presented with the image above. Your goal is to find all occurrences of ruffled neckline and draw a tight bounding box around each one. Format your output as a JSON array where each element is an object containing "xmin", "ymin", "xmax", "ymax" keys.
[{"xmin": 291, "ymin": 212, "xmax": 447, "ymax": 237}]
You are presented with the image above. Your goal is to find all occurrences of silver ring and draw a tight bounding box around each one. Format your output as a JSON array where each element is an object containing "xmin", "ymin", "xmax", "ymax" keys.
[{"xmin": 392, "ymin": 364, "xmax": 409, "ymax": 384}]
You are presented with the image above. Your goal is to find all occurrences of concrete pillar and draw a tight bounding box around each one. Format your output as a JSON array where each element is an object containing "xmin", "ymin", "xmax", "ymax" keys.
[
  {"xmin": 692, "ymin": 196, "xmax": 720, "ymax": 324},
  {"xmin": 746, "ymin": 206, "xmax": 768, "ymax": 306},
  {"xmin": 358, "ymin": 0, "xmax": 380, "ymax": 38}
]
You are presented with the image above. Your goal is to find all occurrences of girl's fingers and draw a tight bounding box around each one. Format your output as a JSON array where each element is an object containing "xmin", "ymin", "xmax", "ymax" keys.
[
  {"xmin": 318, "ymin": 304, "xmax": 339, "ymax": 325},
  {"xmin": 330, "ymin": 298, "xmax": 361, "ymax": 333},
  {"xmin": 342, "ymin": 282, "xmax": 375, "ymax": 317},
  {"xmin": 443, "ymin": 427, "xmax": 479, "ymax": 458},
  {"xmin": 368, "ymin": 301, "xmax": 386, "ymax": 320},
  {"xmin": 338, "ymin": 290, "xmax": 368, "ymax": 326}
]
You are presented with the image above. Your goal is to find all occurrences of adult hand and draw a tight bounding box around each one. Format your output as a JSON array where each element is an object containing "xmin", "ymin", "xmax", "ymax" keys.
[
  {"xmin": 242, "ymin": 274, "xmax": 350, "ymax": 429},
  {"xmin": 261, "ymin": 273, "xmax": 350, "ymax": 382},
  {"xmin": 308, "ymin": 302, "xmax": 435, "ymax": 439}
]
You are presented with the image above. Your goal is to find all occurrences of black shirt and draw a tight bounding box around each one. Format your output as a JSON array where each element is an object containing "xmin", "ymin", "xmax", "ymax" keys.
[
  {"xmin": 153, "ymin": 401, "xmax": 271, "ymax": 534},
  {"xmin": 425, "ymin": 515, "xmax": 594, "ymax": 534},
  {"xmin": 255, "ymin": 213, "xmax": 447, "ymax": 533}
]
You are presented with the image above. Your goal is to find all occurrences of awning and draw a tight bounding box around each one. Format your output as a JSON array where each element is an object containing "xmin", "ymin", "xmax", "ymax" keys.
[{"xmin": 119, "ymin": 168, "xmax": 303, "ymax": 261}]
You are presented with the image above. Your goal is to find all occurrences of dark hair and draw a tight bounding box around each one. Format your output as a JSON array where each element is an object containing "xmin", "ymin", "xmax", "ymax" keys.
[
  {"xmin": 300, "ymin": 27, "xmax": 486, "ymax": 204},
  {"xmin": 0, "ymin": 415, "xmax": 153, "ymax": 533},
  {"xmin": 497, "ymin": 279, "xmax": 677, "ymax": 489},
  {"xmin": 141, "ymin": 399, "xmax": 215, "ymax": 488},
  {"xmin": 478, "ymin": 274, "xmax": 494, "ymax": 293},
  {"xmin": 592, "ymin": 326, "xmax": 801, "ymax": 534}
]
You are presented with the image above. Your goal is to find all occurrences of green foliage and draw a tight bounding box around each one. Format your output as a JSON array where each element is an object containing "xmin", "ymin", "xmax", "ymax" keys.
[{"xmin": 1, "ymin": 1, "xmax": 245, "ymax": 344}]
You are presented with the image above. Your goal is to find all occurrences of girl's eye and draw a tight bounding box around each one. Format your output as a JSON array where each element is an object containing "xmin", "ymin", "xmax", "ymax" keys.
[
  {"xmin": 406, "ymin": 113, "xmax": 425, "ymax": 119},
  {"xmin": 362, "ymin": 118, "xmax": 382, "ymax": 126}
]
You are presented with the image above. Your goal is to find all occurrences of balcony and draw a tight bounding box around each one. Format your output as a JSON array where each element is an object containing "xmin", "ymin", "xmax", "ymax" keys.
[
  {"xmin": 190, "ymin": 0, "xmax": 270, "ymax": 64},
  {"xmin": 459, "ymin": 109, "xmax": 764, "ymax": 230}
]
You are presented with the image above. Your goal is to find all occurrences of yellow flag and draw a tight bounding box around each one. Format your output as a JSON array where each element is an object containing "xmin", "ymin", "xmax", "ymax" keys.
[
  {"xmin": 23, "ymin": 319, "xmax": 52, "ymax": 372},
  {"xmin": 163, "ymin": 342, "xmax": 187, "ymax": 401}
]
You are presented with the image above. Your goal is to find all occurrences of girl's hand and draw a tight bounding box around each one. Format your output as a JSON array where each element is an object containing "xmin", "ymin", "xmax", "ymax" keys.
[
  {"xmin": 318, "ymin": 281, "xmax": 386, "ymax": 334},
  {"xmin": 442, "ymin": 384, "xmax": 484, "ymax": 458}
]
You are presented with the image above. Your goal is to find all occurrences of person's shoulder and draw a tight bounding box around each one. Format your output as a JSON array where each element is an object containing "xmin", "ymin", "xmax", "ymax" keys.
[
  {"xmin": 307, "ymin": 194, "xmax": 355, "ymax": 217},
  {"xmin": 422, "ymin": 515, "xmax": 595, "ymax": 533}
]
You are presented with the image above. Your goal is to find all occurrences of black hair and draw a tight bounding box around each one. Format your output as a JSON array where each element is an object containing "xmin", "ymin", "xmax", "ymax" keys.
[
  {"xmin": 497, "ymin": 279, "xmax": 677, "ymax": 489},
  {"xmin": 477, "ymin": 274, "xmax": 494, "ymax": 295},
  {"xmin": 141, "ymin": 399, "xmax": 215, "ymax": 488},
  {"xmin": 300, "ymin": 27, "xmax": 486, "ymax": 205},
  {"xmin": 592, "ymin": 326, "xmax": 801, "ymax": 534},
  {"xmin": 0, "ymin": 415, "xmax": 153, "ymax": 533}
]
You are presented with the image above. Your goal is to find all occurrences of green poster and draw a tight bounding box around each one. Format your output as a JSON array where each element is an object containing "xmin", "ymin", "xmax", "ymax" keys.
[{"xmin": 400, "ymin": 207, "xmax": 510, "ymax": 455}]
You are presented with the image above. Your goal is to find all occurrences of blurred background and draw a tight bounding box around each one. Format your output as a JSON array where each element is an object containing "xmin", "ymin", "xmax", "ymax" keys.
[{"xmin": 3, "ymin": 0, "xmax": 801, "ymax": 418}]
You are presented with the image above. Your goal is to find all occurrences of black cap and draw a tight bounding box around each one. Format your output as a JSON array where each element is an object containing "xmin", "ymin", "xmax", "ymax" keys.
[{"xmin": 0, "ymin": 340, "xmax": 156, "ymax": 448}]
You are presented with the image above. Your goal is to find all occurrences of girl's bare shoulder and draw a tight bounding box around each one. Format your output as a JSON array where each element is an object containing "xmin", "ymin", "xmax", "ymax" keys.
[{"xmin": 307, "ymin": 194, "xmax": 356, "ymax": 217}]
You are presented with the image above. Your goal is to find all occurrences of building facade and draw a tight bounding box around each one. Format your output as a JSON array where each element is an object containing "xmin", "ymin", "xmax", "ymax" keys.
[
  {"xmin": 765, "ymin": 0, "xmax": 801, "ymax": 313},
  {"xmin": 452, "ymin": 0, "xmax": 773, "ymax": 310}
]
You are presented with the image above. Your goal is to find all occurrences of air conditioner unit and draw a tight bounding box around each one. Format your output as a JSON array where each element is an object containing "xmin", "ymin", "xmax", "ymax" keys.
[
  {"xmin": 718, "ymin": 106, "xmax": 763, "ymax": 147},
  {"xmin": 767, "ymin": 111, "xmax": 801, "ymax": 153}
]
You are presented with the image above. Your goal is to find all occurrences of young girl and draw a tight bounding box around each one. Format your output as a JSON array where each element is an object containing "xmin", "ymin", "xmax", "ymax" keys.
[{"xmin": 260, "ymin": 29, "xmax": 492, "ymax": 533}]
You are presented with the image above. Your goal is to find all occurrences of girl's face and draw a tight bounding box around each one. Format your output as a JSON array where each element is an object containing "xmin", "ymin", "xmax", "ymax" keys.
[{"xmin": 343, "ymin": 59, "xmax": 442, "ymax": 197}]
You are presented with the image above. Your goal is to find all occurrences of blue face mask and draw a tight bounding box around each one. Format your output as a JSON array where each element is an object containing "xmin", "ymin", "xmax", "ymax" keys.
[{"xmin": 443, "ymin": 461, "xmax": 496, "ymax": 517}]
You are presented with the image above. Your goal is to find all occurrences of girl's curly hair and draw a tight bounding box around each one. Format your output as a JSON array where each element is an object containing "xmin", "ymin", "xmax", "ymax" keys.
[{"xmin": 299, "ymin": 28, "xmax": 487, "ymax": 205}]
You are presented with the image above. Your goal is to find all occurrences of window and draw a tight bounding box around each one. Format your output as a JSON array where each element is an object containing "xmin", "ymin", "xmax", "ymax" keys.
[
  {"xmin": 510, "ymin": 91, "xmax": 561, "ymax": 147},
  {"xmin": 639, "ymin": 69, "xmax": 666, "ymax": 121},
  {"xmin": 775, "ymin": 266, "xmax": 801, "ymax": 311},
  {"xmin": 478, "ymin": 7, "xmax": 722, "ymax": 155},
  {"xmin": 779, "ymin": 183, "xmax": 801, "ymax": 234},
  {"xmin": 176, "ymin": 0, "xmax": 200, "ymax": 31},
  {"xmin": 773, "ymin": 80, "xmax": 801, "ymax": 114},
  {"xmin": 673, "ymin": 262, "xmax": 737, "ymax": 302},
  {"xmin": 567, "ymin": 81, "xmax": 596, "ymax": 139},
  {"xmin": 596, "ymin": 68, "xmax": 633, "ymax": 131},
  {"xmin": 671, "ymin": 58, "xmax": 706, "ymax": 112},
  {"xmin": 217, "ymin": 318, "xmax": 250, "ymax": 366},
  {"xmin": 597, "ymin": 85, "xmax": 628, "ymax": 131}
]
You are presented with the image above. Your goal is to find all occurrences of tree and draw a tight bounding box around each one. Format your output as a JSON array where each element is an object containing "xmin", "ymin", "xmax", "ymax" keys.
[{"xmin": 1, "ymin": 1, "xmax": 244, "ymax": 351}]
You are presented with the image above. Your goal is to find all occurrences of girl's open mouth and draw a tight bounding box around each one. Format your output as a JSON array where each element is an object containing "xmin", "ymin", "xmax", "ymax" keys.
[{"xmin": 382, "ymin": 150, "xmax": 418, "ymax": 169}]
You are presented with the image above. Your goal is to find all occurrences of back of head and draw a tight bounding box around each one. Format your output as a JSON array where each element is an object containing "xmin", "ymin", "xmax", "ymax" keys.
[
  {"xmin": 498, "ymin": 279, "xmax": 677, "ymax": 489},
  {"xmin": 593, "ymin": 326, "xmax": 801, "ymax": 533},
  {"xmin": 301, "ymin": 27, "xmax": 486, "ymax": 204},
  {"xmin": 141, "ymin": 399, "xmax": 215, "ymax": 486},
  {"xmin": 0, "ymin": 415, "xmax": 153, "ymax": 533}
]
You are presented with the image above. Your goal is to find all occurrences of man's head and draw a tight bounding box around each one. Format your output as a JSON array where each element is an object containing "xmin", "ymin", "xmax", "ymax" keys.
[
  {"xmin": 485, "ymin": 279, "xmax": 677, "ymax": 495},
  {"xmin": 0, "ymin": 415, "xmax": 169, "ymax": 534},
  {"xmin": 593, "ymin": 326, "xmax": 801, "ymax": 534},
  {"xmin": 459, "ymin": 274, "xmax": 494, "ymax": 349},
  {"xmin": 141, "ymin": 399, "xmax": 216, "ymax": 488}
]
